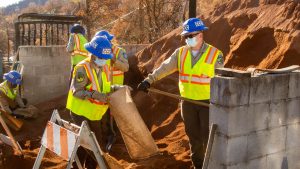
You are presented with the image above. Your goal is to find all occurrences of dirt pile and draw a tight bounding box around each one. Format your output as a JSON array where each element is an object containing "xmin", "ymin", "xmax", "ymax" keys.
[
  {"xmin": 125, "ymin": 0, "xmax": 300, "ymax": 168},
  {"xmin": 133, "ymin": 0, "xmax": 300, "ymax": 74},
  {"xmin": 2, "ymin": 0, "xmax": 300, "ymax": 169}
]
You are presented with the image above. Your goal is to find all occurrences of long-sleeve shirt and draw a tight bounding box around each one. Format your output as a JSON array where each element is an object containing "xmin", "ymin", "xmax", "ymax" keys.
[
  {"xmin": 70, "ymin": 60, "xmax": 124, "ymax": 101},
  {"xmin": 66, "ymin": 34, "xmax": 75, "ymax": 53},
  {"xmin": 145, "ymin": 42, "xmax": 224, "ymax": 84},
  {"xmin": 0, "ymin": 89, "xmax": 25, "ymax": 114}
]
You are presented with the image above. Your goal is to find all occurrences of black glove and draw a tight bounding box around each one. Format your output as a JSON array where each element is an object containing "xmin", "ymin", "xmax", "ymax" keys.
[{"xmin": 137, "ymin": 80, "xmax": 150, "ymax": 92}]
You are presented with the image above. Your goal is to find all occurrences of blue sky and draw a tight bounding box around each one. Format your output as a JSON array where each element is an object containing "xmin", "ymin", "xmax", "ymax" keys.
[{"xmin": 0, "ymin": 0, "xmax": 22, "ymax": 7}]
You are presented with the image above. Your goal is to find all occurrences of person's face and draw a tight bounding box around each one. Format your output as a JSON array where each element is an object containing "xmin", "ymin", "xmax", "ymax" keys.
[
  {"xmin": 183, "ymin": 32, "xmax": 203, "ymax": 48},
  {"xmin": 92, "ymin": 55, "xmax": 107, "ymax": 67}
]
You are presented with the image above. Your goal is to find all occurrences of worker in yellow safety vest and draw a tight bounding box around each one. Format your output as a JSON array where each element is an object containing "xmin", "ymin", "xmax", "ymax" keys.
[
  {"xmin": 66, "ymin": 35, "xmax": 128, "ymax": 168},
  {"xmin": 66, "ymin": 24, "xmax": 89, "ymax": 84},
  {"xmin": 0, "ymin": 71, "xmax": 37, "ymax": 119},
  {"xmin": 94, "ymin": 30, "xmax": 129, "ymax": 152},
  {"xmin": 137, "ymin": 18, "xmax": 224, "ymax": 169}
]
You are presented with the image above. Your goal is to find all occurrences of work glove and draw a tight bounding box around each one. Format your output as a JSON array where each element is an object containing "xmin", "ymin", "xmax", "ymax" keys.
[
  {"xmin": 137, "ymin": 80, "xmax": 150, "ymax": 92},
  {"xmin": 91, "ymin": 91, "xmax": 108, "ymax": 103}
]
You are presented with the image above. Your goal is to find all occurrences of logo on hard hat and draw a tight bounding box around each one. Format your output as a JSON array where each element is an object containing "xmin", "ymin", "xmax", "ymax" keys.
[
  {"xmin": 195, "ymin": 21, "xmax": 204, "ymax": 27},
  {"xmin": 184, "ymin": 25, "xmax": 189, "ymax": 31},
  {"xmin": 102, "ymin": 48, "xmax": 111, "ymax": 54},
  {"xmin": 8, "ymin": 74, "xmax": 14, "ymax": 79}
]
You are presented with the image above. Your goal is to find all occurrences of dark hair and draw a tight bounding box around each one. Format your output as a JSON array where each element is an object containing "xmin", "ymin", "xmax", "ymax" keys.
[{"xmin": 71, "ymin": 24, "xmax": 85, "ymax": 35}]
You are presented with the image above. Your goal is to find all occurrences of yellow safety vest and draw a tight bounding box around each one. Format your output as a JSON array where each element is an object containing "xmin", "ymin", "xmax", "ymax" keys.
[
  {"xmin": 71, "ymin": 34, "xmax": 89, "ymax": 66},
  {"xmin": 0, "ymin": 81, "xmax": 17, "ymax": 100},
  {"xmin": 177, "ymin": 44, "xmax": 221, "ymax": 100},
  {"xmin": 112, "ymin": 45, "xmax": 126, "ymax": 85},
  {"xmin": 66, "ymin": 58, "xmax": 111, "ymax": 121}
]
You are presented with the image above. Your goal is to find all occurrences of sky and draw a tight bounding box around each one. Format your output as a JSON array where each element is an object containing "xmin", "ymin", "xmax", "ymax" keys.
[{"xmin": 0, "ymin": 0, "xmax": 22, "ymax": 7}]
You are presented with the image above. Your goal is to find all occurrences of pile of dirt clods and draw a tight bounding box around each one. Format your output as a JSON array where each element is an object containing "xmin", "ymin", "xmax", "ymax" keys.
[{"xmin": 2, "ymin": 0, "xmax": 300, "ymax": 168}]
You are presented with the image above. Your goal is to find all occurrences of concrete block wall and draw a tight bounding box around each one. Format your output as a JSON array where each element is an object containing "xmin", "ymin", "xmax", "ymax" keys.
[
  {"xmin": 17, "ymin": 44, "xmax": 148, "ymax": 104},
  {"xmin": 209, "ymin": 72, "xmax": 300, "ymax": 169},
  {"xmin": 19, "ymin": 46, "xmax": 70, "ymax": 104}
]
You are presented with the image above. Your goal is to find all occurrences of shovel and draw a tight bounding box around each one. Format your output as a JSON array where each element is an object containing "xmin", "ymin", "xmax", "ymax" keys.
[{"xmin": 148, "ymin": 88, "xmax": 209, "ymax": 107}]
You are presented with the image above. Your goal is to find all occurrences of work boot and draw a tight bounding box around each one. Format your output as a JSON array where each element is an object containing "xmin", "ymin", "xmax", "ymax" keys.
[{"xmin": 105, "ymin": 133, "xmax": 116, "ymax": 152}]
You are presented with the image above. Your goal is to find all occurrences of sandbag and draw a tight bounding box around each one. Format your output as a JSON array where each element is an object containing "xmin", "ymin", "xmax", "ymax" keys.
[
  {"xmin": 13, "ymin": 105, "xmax": 39, "ymax": 119},
  {"xmin": 109, "ymin": 87, "xmax": 159, "ymax": 159}
]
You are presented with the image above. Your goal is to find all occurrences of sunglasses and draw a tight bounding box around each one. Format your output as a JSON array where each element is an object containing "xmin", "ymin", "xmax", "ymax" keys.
[{"xmin": 184, "ymin": 33, "xmax": 199, "ymax": 39}]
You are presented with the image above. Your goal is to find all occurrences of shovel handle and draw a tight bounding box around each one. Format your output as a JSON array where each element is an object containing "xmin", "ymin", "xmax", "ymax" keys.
[{"xmin": 148, "ymin": 88, "xmax": 209, "ymax": 107}]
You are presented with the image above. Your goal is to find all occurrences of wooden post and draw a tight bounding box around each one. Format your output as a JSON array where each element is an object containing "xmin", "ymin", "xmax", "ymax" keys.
[
  {"xmin": 45, "ymin": 24, "xmax": 48, "ymax": 45},
  {"xmin": 28, "ymin": 24, "xmax": 31, "ymax": 45},
  {"xmin": 189, "ymin": 0, "xmax": 196, "ymax": 18},
  {"xmin": 51, "ymin": 24, "xmax": 54, "ymax": 45},
  {"xmin": 39, "ymin": 23, "xmax": 42, "ymax": 46},
  {"xmin": 67, "ymin": 24, "xmax": 70, "ymax": 40},
  {"xmin": 14, "ymin": 22, "xmax": 20, "ymax": 51},
  {"xmin": 33, "ymin": 24, "xmax": 37, "ymax": 46},
  {"xmin": 21, "ymin": 24, "xmax": 25, "ymax": 46},
  {"xmin": 61, "ymin": 24, "xmax": 66, "ymax": 43},
  {"xmin": 56, "ymin": 24, "xmax": 59, "ymax": 45}
]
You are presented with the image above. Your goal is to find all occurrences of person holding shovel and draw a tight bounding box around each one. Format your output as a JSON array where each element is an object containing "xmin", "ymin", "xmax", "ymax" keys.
[{"xmin": 137, "ymin": 18, "xmax": 224, "ymax": 169}]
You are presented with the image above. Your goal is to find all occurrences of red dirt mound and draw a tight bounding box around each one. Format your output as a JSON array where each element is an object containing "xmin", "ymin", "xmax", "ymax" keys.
[{"xmin": 2, "ymin": 0, "xmax": 300, "ymax": 169}]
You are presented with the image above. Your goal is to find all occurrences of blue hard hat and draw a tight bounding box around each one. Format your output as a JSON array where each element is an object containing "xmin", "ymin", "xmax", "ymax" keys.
[
  {"xmin": 94, "ymin": 30, "xmax": 114, "ymax": 41},
  {"xmin": 84, "ymin": 36, "xmax": 113, "ymax": 59},
  {"xmin": 70, "ymin": 24, "xmax": 86, "ymax": 35},
  {"xmin": 181, "ymin": 18, "xmax": 208, "ymax": 35},
  {"xmin": 3, "ymin": 71, "xmax": 22, "ymax": 85}
]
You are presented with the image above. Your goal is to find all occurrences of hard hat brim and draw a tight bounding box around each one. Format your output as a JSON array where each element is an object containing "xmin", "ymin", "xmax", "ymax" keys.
[
  {"xmin": 107, "ymin": 34, "xmax": 114, "ymax": 41},
  {"xmin": 181, "ymin": 26, "xmax": 208, "ymax": 35}
]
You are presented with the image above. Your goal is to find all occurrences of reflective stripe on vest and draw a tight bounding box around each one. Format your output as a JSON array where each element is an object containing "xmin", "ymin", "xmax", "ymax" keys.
[
  {"xmin": 177, "ymin": 44, "xmax": 220, "ymax": 100},
  {"xmin": 0, "ymin": 81, "xmax": 17, "ymax": 100},
  {"xmin": 112, "ymin": 45, "xmax": 125, "ymax": 85},
  {"xmin": 71, "ymin": 34, "xmax": 89, "ymax": 65},
  {"xmin": 66, "ymin": 58, "xmax": 111, "ymax": 120},
  {"xmin": 72, "ymin": 50, "xmax": 89, "ymax": 56}
]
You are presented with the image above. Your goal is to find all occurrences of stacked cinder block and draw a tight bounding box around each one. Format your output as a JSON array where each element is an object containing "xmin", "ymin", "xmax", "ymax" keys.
[
  {"xmin": 19, "ymin": 46, "xmax": 70, "ymax": 104},
  {"xmin": 209, "ymin": 71, "xmax": 300, "ymax": 169},
  {"xmin": 18, "ymin": 45, "xmax": 148, "ymax": 104}
]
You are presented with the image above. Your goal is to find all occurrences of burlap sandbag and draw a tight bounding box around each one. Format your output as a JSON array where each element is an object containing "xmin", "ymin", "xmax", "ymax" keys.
[{"xmin": 109, "ymin": 87, "xmax": 159, "ymax": 159}]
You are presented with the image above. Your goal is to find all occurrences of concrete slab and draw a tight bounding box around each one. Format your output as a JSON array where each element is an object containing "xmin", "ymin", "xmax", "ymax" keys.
[{"xmin": 269, "ymin": 101, "xmax": 287, "ymax": 128}]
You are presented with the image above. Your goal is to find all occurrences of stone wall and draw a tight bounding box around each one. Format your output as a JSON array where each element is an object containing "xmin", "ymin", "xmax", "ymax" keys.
[
  {"xmin": 19, "ymin": 46, "xmax": 70, "ymax": 104},
  {"xmin": 208, "ymin": 71, "xmax": 300, "ymax": 169}
]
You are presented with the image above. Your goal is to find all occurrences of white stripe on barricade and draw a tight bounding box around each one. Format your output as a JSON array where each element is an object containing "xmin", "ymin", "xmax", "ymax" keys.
[{"xmin": 41, "ymin": 121, "xmax": 78, "ymax": 160}]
